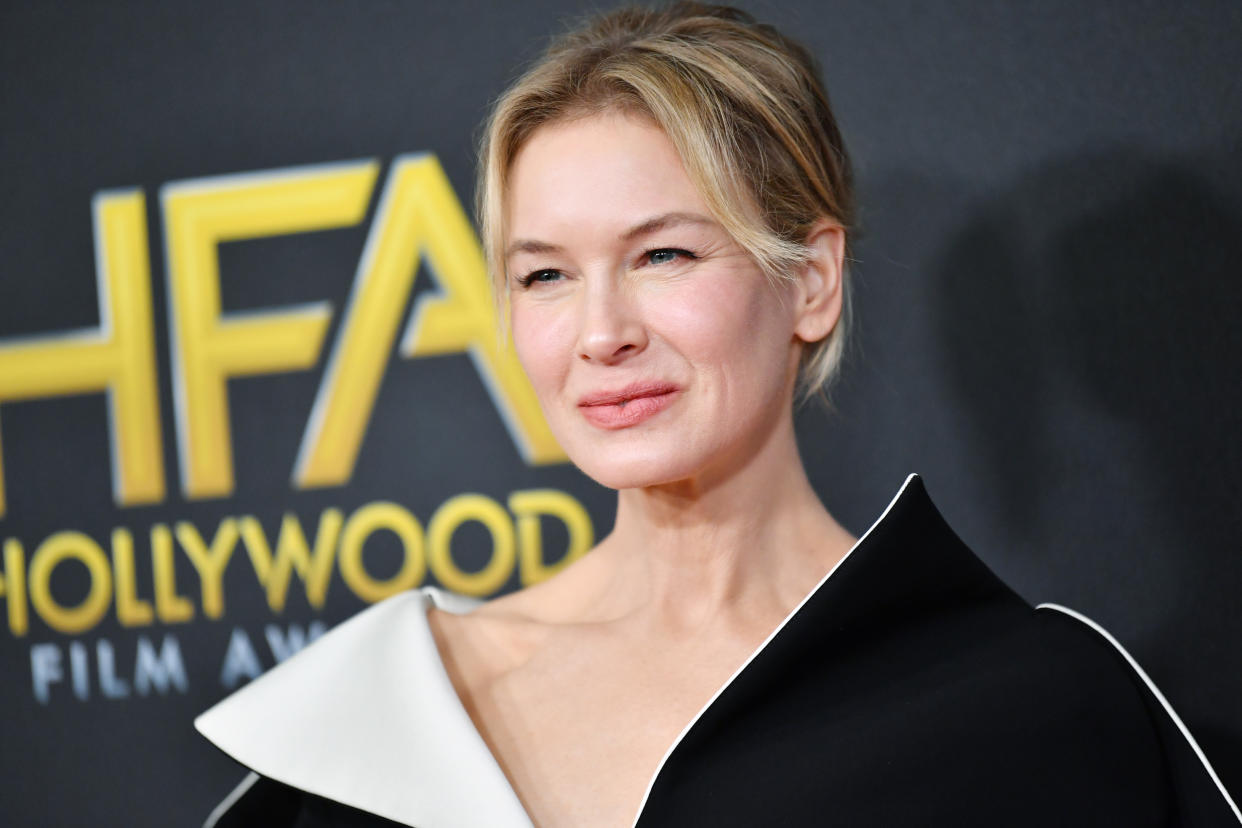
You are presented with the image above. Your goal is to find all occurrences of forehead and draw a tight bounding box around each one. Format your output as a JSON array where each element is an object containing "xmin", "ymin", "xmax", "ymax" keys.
[{"xmin": 506, "ymin": 111, "xmax": 710, "ymax": 243}]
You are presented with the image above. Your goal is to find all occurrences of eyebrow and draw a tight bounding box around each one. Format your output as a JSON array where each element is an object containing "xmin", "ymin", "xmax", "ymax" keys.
[
  {"xmin": 620, "ymin": 211, "xmax": 716, "ymax": 240},
  {"xmin": 505, "ymin": 211, "xmax": 717, "ymax": 259}
]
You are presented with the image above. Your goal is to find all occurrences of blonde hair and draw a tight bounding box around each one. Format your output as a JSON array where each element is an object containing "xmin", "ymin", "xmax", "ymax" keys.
[{"xmin": 478, "ymin": 2, "xmax": 856, "ymax": 400}]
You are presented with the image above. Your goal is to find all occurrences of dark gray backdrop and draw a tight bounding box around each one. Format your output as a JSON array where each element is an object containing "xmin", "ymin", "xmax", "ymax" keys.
[{"xmin": 1, "ymin": 1, "xmax": 1239, "ymax": 824}]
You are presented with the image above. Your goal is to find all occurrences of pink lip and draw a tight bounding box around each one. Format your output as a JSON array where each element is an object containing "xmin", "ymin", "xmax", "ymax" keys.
[{"xmin": 578, "ymin": 381, "xmax": 681, "ymax": 429}]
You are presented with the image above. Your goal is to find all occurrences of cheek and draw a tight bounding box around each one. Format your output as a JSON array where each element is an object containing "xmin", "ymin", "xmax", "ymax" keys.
[
  {"xmin": 511, "ymin": 302, "xmax": 575, "ymax": 392},
  {"xmin": 652, "ymin": 277, "xmax": 792, "ymax": 385}
]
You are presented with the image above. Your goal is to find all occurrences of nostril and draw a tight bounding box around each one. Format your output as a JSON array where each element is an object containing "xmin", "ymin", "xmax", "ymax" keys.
[{"xmin": 577, "ymin": 317, "xmax": 645, "ymax": 363}]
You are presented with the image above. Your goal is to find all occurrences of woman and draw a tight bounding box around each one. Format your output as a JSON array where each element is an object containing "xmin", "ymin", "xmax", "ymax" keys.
[{"xmin": 196, "ymin": 4, "xmax": 1240, "ymax": 826}]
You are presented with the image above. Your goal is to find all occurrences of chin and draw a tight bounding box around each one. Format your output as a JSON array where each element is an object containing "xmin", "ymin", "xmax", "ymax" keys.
[{"xmin": 566, "ymin": 437, "xmax": 716, "ymax": 491}]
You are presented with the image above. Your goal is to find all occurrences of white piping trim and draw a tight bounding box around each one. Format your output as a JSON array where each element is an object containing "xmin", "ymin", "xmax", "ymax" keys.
[
  {"xmin": 202, "ymin": 771, "xmax": 260, "ymax": 828},
  {"xmin": 628, "ymin": 473, "xmax": 921, "ymax": 826},
  {"xmin": 1037, "ymin": 603, "xmax": 1242, "ymax": 823}
]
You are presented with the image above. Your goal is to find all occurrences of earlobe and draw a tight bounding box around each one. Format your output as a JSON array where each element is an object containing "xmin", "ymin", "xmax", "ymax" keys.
[{"xmin": 793, "ymin": 220, "xmax": 846, "ymax": 344}]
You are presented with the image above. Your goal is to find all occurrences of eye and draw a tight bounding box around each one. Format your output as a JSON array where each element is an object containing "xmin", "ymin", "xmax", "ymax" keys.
[
  {"xmin": 516, "ymin": 268, "xmax": 564, "ymax": 288},
  {"xmin": 645, "ymin": 248, "xmax": 696, "ymax": 266}
]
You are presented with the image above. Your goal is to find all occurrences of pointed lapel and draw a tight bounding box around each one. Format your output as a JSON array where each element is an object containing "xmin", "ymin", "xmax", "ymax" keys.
[{"xmin": 196, "ymin": 588, "xmax": 534, "ymax": 827}]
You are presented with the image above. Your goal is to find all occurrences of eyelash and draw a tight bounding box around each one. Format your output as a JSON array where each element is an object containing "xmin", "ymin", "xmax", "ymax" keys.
[{"xmin": 515, "ymin": 248, "xmax": 698, "ymax": 288}]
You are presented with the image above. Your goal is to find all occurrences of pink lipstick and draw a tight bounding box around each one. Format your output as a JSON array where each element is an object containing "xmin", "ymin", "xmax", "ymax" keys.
[{"xmin": 578, "ymin": 381, "xmax": 680, "ymax": 429}]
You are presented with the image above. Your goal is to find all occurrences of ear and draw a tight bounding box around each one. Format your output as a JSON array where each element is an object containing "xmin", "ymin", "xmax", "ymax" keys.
[{"xmin": 792, "ymin": 219, "xmax": 846, "ymax": 344}]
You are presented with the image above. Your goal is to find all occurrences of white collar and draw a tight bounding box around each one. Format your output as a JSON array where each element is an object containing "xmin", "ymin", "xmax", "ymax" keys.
[{"xmin": 195, "ymin": 586, "xmax": 534, "ymax": 827}]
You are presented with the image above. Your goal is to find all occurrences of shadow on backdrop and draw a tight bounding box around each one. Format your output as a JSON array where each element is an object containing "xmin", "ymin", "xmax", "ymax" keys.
[{"xmin": 929, "ymin": 148, "xmax": 1242, "ymax": 795}]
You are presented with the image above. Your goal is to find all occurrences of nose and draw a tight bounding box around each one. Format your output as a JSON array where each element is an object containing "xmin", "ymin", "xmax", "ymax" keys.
[{"xmin": 576, "ymin": 278, "xmax": 648, "ymax": 364}]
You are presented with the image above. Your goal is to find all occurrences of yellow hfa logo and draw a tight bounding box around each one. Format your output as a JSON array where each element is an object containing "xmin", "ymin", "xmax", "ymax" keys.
[{"xmin": 0, "ymin": 155, "xmax": 566, "ymax": 517}]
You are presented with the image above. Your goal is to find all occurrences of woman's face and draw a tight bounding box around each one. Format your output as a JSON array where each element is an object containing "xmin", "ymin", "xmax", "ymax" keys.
[{"xmin": 505, "ymin": 111, "xmax": 806, "ymax": 491}]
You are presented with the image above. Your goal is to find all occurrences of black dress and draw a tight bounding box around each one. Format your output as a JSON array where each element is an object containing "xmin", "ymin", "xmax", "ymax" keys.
[{"xmin": 198, "ymin": 475, "xmax": 1240, "ymax": 826}]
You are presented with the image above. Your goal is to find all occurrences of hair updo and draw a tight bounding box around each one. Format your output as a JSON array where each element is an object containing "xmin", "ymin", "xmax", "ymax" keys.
[{"xmin": 478, "ymin": 2, "xmax": 856, "ymax": 400}]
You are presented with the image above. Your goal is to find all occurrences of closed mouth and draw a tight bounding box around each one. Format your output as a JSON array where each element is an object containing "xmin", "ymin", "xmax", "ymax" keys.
[
  {"xmin": 577, "ymin": 381, "xmax": 681, "ymax": 429},
  {"xmin": 578, "ymin": 381, "xmax": 681, "ymax": 408}
]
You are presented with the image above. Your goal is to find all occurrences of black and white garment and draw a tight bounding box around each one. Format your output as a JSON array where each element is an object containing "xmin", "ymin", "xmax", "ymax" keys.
[{"xmin": 196, "ymin": 474, "xmax": 1241, "ymax": 826}]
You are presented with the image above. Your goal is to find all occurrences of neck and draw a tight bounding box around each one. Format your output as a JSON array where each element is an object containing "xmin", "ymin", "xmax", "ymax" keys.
[{"xmin": 587, "ymin": 410, "xmax": 855, "ymax": 635}]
